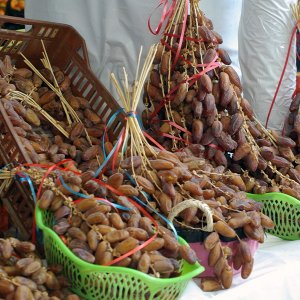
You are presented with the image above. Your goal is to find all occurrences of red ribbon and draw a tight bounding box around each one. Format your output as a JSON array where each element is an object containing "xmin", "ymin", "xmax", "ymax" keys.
[
  {"xmin": 94, "ymin": 180, "xmax": 159, "ymax": 266},
  {"xmin": 148, "ymin": 0, "xmax": 176, "ymax": 35},
  {"xmin": 72, "ymin": 197, "xmax": 119, "ymax": 212},
  {"xmin": 265, "ymin": 20, "xmax": 300, "ymax": 128},
  {"xmin": 160, "ymin": 39, "xmax": 193, "ymax": 66},
  {"xmin": 149, "ymin": 54, "xmax": 220, "ymax": 121},
  {"xmin": 148, "ymin": 0, "xmax": 188, "ymax": 69},
  {"xmin": 155, "ymin": 119, "xmax": 192, "ymax": 136},
  {"xmin": 292, "ymin": 72, "xmax": 300, "ymax": 98},
  {"xmin": 18, "ymin": 159, "xmax": 75, "ymax": 244},
  {"xmin": 172, "ymin": 0, "xmax": 189, "ymax": 68},
  {"xmin": 36, "ymin": 159, "xmax": 75, "ymax": 200},
  {"xmin": 207, "ymin": 143, "xmax": 224, "ymax": 152},
  {"xmin": 156, "ymin": 129, "xmax": 191, "ymax": 144},
  {"xmin": 143, "ymin": 130, "xmax": 165, "ymax": 150}
]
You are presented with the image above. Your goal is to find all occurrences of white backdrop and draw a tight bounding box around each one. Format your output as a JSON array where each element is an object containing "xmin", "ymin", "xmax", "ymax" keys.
[{"xmin": 25, "ymin": 0, "xmax": 242, "ymax": 101}]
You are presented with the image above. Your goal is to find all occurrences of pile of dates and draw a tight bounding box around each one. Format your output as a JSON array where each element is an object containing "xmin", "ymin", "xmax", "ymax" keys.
[
  {"xmin": 108, "ymin": 146, "xmax": 275, "ymax": 289},
  {"xmin": 0, "ymin": 238, "xmax": 80, "ymax": 299},
  {"xmin": 142, "ymin": 0, "xmax": 300, "ymax": 200},
  {"xmin": 35, "ymin": 166, "xmax": 198, "ymax": 279},
  {"xmin": 0, "ymin": 55, "xmax": 105, "ymax": 172}
]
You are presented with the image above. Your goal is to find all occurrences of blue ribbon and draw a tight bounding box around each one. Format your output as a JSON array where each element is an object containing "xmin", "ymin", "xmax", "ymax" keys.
[
  {"xmin": 102, "ymin": 108, "xmax": 125, "ymax": 160},
  {"xmin": 96, "ymin": 200, "xmax": 131, "ymax": 211},
  {"xmin": 16, "ymin": 172, "xmax": 43, "ymax": 244},
  {"xmin": 58, "ymin": 174, "xmax": 131, "ymax": 211},
  {"xmin": 124, "ymin": 172, "xmax": 178, "ymax": 240},
  {"xmin": 100, "ymin": 108, "xmax": 145, "ymax": 176},
  {"xmin": 17, "ymin": 172, "xmax": 37, "ymax": 204},
  {"xmin": 95, "ymin": 138, "xmax": 124, "ymax": 178},
  {"xmin": 59, "ymin": 175, "xmax": 91, "ymax": 199}
]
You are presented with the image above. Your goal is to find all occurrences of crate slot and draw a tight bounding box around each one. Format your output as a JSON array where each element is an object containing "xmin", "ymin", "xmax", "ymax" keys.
[
  {"xmin": 76, "ymin": 77, "xmax": 88, "ymax": 93},
  {"xmin": 0, "ymin": 39, "xmax": 12, "ymax": 53},
  {"xmin": 103, "ymin": 107, "xmax": 112, "ymax": 122},
  {"xmin": 112, "ymin": 121, "xmax": 123, "ymax": 135},
  {"xmin": 16, "ymin": 40, "xmax": 28, "ymax": 54},
  {"xmin": 68, "ymin": 65, "xmax": 79, "ymax": 81},
  {"xmin": 63, "ymin": 61, "xmax": 74, "ymax": 75},
  {"xmin": 2, "ymin": 39, "xmax": 17, "ymax": 53},
  {"xmin": 44, "ymin": 27, "xmax": 53, "ymax": 38},
  {"xmin": 77, "ymin": 47, "xmax": 85, "ymax": 60},
  {"xmin": 92, "ymin": 96, "xmax": 105, "ymax": 114},
  {"xmin": 50, "ymin": 28, "xmax": 59, "ymax": 38},
  {"xmin": 88, "ymin": 90, "xmax": 98, "ymax": 106},
  {"xmin": 9, "ymin": 40, "xmax": 22, "ymax": 54},
  {"xmin": 82, "ymin": 83, "xmax": 93, "ymax": 98},
  {"xmin": 37, "ymin": 26, "xmax": 46, "ymax": 37},
  {"xmin": 73, "ymin": 72, "xmax": 85, "ymax": 90}
]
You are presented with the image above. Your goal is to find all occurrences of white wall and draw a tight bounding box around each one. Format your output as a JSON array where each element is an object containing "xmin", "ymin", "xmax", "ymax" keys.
[{"xmin": 25, "ymin": 0, "xmax": 242, "ymax": 98}]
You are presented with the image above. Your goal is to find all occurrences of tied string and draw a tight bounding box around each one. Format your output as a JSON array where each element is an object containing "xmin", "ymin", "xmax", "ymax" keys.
[
  {"xmin": 265, "ymin": 20, "xmax": 300, "ymax": 129},
  {"xmin": 124, "ymin": 171, "xmax": 178, "ymax": 240},
  {"xmin": 97, "ymin": 108, "xmax": 165, "ymax": 178},
  {"xmin": 149, "ymin": 53, "xmax": 221, "ymax": 121},
  {"xmin": 93, "ymin": 179, "xmax": 159, "ymax": 266}
]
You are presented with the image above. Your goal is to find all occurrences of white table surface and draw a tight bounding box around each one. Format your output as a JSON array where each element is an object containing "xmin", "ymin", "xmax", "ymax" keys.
[{"xmin": 179, "ymin": 234, "xmax": 300, "ymax": 300}]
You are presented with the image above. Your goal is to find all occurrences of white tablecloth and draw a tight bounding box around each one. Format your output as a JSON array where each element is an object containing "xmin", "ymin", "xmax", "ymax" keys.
[{"xmin": 180, "ymin": 235, "xmax": 300, "ymax": 300}]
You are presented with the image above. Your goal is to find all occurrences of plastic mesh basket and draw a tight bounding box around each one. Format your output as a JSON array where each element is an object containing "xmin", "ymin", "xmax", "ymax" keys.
[
  {"xmin": 247, "ymin": 192, "xmax": 300, "ymax": 241},
  {"xmin": 35, "ymin": 207, "xmax": 204, "ymax": 300}
]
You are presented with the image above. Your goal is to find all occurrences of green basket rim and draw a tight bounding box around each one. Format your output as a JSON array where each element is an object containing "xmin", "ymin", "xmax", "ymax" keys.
[
  {"xmin": 247, "ymin": 191, "xmax": 300, "ymax": 241},
  {"xmin": 35, "ymin": 207, "xmax": 204, "ymax": 284},
  {"xmin": 247, "ymin": 192, "xmax": 300, "ymax": 206}
]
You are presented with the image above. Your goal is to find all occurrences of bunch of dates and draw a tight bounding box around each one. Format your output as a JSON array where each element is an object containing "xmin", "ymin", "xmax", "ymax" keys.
[
  {"xmin": 0, "ymin": 238, "xmax": 80, "ymax": 300},
  {"xmin": 141, "ymin": 1, "xmax": 300, "ymax": 199},
  {"xmin": 36, "ymin": 167, "xmax": 198, "ymax": 279},
  {"xmin": 0, "ymin": 55, "xmax": 105, "ymax": 172}
]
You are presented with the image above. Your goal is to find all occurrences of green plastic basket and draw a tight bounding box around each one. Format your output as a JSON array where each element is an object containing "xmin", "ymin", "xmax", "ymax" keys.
[
  {"xmin": 247, "ymin": 192, "xmax": 300, "ymax": 241},
  {"xmin": 35, "ymin": 207, "xmax": 204, "ymax": 300}
]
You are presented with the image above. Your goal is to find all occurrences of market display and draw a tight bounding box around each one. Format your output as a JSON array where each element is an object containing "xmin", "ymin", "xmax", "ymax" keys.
[
  {"xmin": 0, "ymin": 0, "xmax": 299, "ymax": 299},
  {"xmin": 0, "ymin": 238, "xmax": 80, "ymax": 299}
]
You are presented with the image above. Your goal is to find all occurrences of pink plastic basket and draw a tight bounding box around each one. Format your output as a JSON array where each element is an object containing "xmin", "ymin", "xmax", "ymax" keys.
[{"xmin": 189, "ymin": 238, "xmax": 259, "ymax": 277}]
